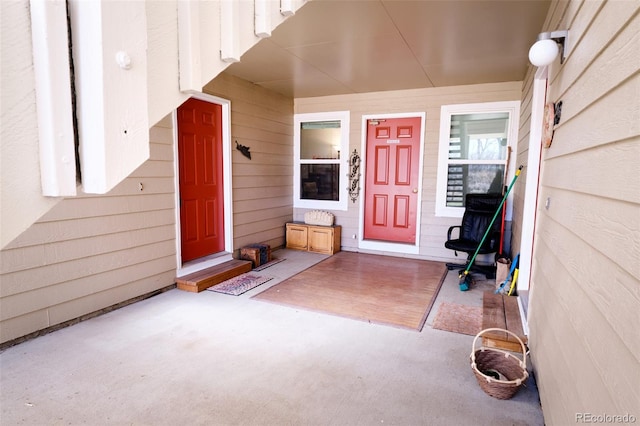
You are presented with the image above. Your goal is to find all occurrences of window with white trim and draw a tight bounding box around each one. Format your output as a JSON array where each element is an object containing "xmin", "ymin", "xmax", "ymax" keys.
[
  {"xmin": 436, "ymin": 101, "xmax": 520, "ymax": 217},
  {"xmin": 294, "ymin": 111, "xmax": 349, "ymax": 210}
]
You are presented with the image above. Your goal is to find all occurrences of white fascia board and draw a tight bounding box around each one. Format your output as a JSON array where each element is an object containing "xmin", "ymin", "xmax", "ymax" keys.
[
  {"xmin": 69, "ymin": 0, "xmax": 150, "ymax": 194},
  {"xmin": 280, "ymin": 0, "xmax": 295, "ymax": 16},
  {"xmin": 178, "ymin": 0, "xmax": 202, "ymax": 92},
  {"xmin": 220, "ymin": 1, "xmax": 240, "ymax": 63},
  {"xmin": 254, "ymin": 0, "xmax": 272, "ymax": 38},
  {"xmin": 30, "ymin": 0, "xmax": 77, "ymax": 196}
]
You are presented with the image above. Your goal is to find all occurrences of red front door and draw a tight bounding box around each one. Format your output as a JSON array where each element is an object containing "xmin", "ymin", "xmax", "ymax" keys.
[
  {"xmin": 363, "ymin": 117, "xmax": 421, "ymax": 243},
  {"xmin": 177, "ymin": 98, "xmax": 225, "ymax": 262}
]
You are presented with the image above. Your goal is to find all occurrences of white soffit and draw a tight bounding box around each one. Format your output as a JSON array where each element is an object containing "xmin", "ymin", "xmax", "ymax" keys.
[{"xmin": 224, "ymin": 0, "xmax": 551, "ymax": 97}]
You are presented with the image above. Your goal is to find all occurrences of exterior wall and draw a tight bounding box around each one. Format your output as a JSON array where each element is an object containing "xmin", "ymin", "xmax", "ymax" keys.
[
  {"xmin": 1, "ymin": 0, "xmax": 299, "ymax": 249},
  {"xmin": 1, "ymin": 1, "xmax": 62, "ymax": 249},
  {"xmin": 0, "ymin": 72, "xmax": 295, "ymax": 345},
  {"xmin": 517, "ymin": 1, "xmax": 640, "ymax": 423},
  {"xmin": 0, "ymin": 116, "xmax": 177, "ymax": 344},
  {"xmin": 295, "ymin": 82, "xmax": 522, "ymax": 262},
  {"xmin": 203, "ymin": 73, "xmax": 294, "ymax": 252},
  {"xmin": 0, "ymin": 0, "xmax": 300, "ymax": 343}
]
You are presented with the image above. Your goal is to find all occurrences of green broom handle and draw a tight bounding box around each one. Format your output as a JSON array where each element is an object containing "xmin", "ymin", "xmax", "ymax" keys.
[{"xmin": 463, "ymin": 165, "xmax": 523, "ymax": 274}]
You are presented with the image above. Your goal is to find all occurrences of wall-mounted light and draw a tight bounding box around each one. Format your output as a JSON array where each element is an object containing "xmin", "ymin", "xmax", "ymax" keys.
[{"xmin": 528, "ymin": 30, "xmax": 568, "ymax": 67}]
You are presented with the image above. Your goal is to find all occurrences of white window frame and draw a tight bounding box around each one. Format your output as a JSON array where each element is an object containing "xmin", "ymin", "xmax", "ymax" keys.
[
  {"xmin": 435, "ymin": 101, "xmax": 520, "ymax": 219},
  {"xmin": 293, "ymin": 111, "xmax": 350, "ymax": 211}
]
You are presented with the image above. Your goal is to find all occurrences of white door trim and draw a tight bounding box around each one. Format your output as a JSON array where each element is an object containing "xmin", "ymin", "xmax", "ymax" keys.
[
  {"xmin": 517, "ymin": 67, "xmax": 549, "ymax": 333},
  {"xmin": 358, "ymin": 112, "xmax": 426, "ymax": 255},
  {"xmin": 173, "ymin": 93, "xmax": 234, "ymax": 277}
]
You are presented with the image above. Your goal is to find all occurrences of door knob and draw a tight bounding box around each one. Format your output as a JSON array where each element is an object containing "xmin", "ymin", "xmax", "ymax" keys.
[{"xmin": 412, "ymin": 188, "xmax": 418, "ymax": 193}]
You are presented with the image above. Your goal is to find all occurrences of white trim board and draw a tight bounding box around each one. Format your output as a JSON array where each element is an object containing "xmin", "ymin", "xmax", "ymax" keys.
[{"xmin": 517, "ymin": 68, "xmax": 549, "ymax": 329}]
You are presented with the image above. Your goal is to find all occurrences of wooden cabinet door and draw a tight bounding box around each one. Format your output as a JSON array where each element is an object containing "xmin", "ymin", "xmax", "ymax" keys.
[
  {"xmin": 286, "ymin": 224, "xmax": 308, "ymax": 250},
  {"xmin": 308, "ymin": 226, "xmax": 333, "ymax": 254}
]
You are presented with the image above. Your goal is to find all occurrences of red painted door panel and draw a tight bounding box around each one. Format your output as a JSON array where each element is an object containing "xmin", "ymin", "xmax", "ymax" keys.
[
  {"xmin": 364, "ymin": 117, "xmax": 421, "ymax": 243},
  {"xmin": 178, "ymin": 98, "xmax": 225, "ymax": 262}
]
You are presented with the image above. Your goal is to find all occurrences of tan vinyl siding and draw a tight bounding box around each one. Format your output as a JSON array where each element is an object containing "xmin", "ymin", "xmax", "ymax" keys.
[
  {"xmin": 0, "ymin": 116, "xmax": 177, "ymax": 344},
  {"xmin": 295, "ymin": 82, "xmax": 522, "ymax": 261},
  {"xmin": 0, "ymin": 73, "xmax": 295, "ymax": 345},
  {"xmin": 515, "ymin": 1, "xmax": 640, "ymax": 423},
  {"xmin": 510, "ymin": 77, "xmax": 534, "ymax": 261},
  {"xmin": 203, "ymin": 72, "xmax": 294, "ymax": 252}
]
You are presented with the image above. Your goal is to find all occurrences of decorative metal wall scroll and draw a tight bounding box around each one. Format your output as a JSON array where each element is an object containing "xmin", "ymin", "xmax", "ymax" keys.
[{"xmin": 347, "ymin": 149, "xmax": 361, "ymax": 203}]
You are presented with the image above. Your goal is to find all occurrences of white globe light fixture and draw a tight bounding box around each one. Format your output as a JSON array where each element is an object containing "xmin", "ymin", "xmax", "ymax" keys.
[
  {"xmin": 528, "ymin": 30, "xmax": 569, "ymax": 67},
  {"xmin": 529, "ymin": 39, "xmax": 559, "ymax": 67}
]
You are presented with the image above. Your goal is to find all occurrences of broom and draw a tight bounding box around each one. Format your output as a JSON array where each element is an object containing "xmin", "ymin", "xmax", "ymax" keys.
[{"xmin": 459, "ymin": 165, "xmax": 523, "ymax": 291}]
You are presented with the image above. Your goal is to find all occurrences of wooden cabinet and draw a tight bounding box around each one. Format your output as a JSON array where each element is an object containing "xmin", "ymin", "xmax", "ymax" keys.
[
  {"xmin": 286, "ymin": 222, "xmax": 341, "ymax": 255},
  {"xmin": 307, "ymin": 225, "xmax": 341, "ymax": 254},
  {"xmin": 285, "ymin": 223, "xmax": 309, "ymax": 251}
]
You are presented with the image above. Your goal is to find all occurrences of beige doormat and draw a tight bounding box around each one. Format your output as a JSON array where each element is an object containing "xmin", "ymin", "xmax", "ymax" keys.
[{"xmin": 432, "ymin": 302, "xmax": 482, "ymax": 336}]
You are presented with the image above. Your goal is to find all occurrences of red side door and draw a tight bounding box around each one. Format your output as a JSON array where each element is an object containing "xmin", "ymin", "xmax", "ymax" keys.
[
  {"xmin": 363, "ymin": 117, "xmax": 421, "ymax": 243},
  {"xmin": 177, "ymin": 98, "xmax": 225, "ymax": 262}
]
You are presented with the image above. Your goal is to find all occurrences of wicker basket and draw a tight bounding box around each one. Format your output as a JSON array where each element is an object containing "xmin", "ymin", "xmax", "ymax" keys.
[{"xmin": 470, "ymin": 328, "xmax": 529, "ymax": 399}]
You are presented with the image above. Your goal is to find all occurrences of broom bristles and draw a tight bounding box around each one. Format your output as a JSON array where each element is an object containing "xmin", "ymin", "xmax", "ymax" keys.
[{"xmin": 459, "ymin": 271, "xmax": 472, "ymax": 291}]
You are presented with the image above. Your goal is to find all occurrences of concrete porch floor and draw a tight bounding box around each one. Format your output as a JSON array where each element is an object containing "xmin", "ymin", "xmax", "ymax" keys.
[{"xmin": 0, "ymin": 249, "xmax": 544, "ymax": 425}]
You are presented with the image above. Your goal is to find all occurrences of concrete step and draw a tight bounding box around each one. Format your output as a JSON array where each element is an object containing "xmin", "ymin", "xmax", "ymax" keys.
[
  {"xmin": 176, "ymin": 259, "xmax": 252, "ymax": 293},
  {"xmin": 482, "ymin": 291, "xmax": 528, "ymax": 353}
]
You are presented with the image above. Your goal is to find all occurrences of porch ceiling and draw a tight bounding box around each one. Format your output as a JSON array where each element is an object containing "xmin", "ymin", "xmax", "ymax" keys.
[{"xmin": 224, "ymin": 0, "xmax": 551, "ymax": 98}]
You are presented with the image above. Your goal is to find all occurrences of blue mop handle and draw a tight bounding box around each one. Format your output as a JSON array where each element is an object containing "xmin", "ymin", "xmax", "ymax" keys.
[{"xmin": 462, "ymin": 165, "xmax": 523, "ymax": 276}]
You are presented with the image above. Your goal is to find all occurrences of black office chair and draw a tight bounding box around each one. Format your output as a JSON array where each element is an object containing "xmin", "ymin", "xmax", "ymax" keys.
[{"xmin": 444, "ymin": 193, "xmax": 503, "ymax": 279}]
